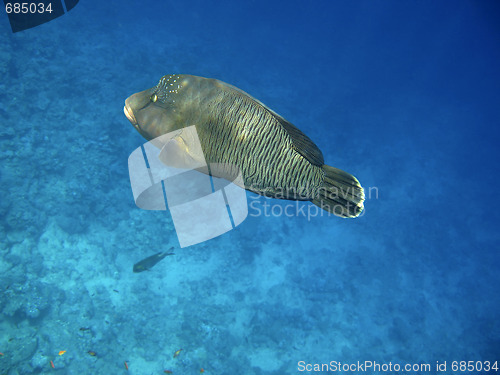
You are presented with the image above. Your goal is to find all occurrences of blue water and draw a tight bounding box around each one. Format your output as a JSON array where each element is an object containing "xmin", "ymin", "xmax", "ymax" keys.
[{"xmin": 1, "ymin": 1, "xmax": 499, "ymax": 374}]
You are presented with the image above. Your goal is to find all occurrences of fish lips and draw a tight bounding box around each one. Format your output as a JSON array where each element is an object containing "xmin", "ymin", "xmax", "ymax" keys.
[
  {"xmin": 124, "ymin": 89, "xmax": 150, "ymax": 126},
  {"xmin": 123, "ymin": 103, "xmax": 137, "ymax": 125},
  {"xmin": 124, "ymin": 90, "xmax": 176, "ymax": 141}
]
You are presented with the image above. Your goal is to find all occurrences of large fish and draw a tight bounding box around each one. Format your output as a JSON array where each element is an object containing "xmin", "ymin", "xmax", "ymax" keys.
[{"xmin": 124, "ymin": 75, "xmax": 364, "ymax": 218}]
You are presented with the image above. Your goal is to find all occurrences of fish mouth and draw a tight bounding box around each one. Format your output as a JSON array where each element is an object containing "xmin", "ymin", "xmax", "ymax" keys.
[{"xmin": 123, "ymin": 104, "xmax": 137, "ymax": 125}]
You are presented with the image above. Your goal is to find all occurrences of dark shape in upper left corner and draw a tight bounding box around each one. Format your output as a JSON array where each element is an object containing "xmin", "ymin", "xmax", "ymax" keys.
[{"xmin": 4, "ymin": 0, "xmax": 79, "ymax": 33}]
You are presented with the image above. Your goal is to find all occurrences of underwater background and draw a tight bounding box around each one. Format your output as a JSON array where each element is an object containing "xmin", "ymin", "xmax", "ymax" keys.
[{"xmin": 1, "ymin": 1, "xmax": 499, "ymax": 374}]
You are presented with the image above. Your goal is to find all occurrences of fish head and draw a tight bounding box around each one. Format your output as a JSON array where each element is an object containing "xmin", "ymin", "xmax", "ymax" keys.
[
  {"xmin": 124, "ymin": 87, "xmax": 171, "ymax": 141},
  {"xmin": 124, "ymin": 74, "xmax": 192, "ymax": 141},
  {"xmin": 132, "ymin": 264, "xmax": 146, "ymax": 273}
]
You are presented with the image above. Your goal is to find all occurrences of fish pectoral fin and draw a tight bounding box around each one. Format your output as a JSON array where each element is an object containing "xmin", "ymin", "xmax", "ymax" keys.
[{"xmin": 158, "ymin": 130, "xmax": 206, "ymax": 170}]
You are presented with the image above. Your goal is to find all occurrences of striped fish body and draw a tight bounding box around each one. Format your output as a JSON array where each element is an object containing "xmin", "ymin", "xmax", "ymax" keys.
[{"xmin": 124, "ymin": 75, "xmax": 364, "ymax": 217}]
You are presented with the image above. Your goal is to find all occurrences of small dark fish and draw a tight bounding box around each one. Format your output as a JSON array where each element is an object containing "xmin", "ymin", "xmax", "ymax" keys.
[
  {"xmin": 79, "ymin": 327, "xmax": 91, "ymax": 331},
  {"xmin": 112, "ymin": 289, "xmax": 119, "ymax": 293},
  {"xmin": 88, "ymin": 350, "xmax": 97, "ymax": 356},
  {"xmin": 133, "ymin": 247, "xmax": 175, "ymax": 273}
]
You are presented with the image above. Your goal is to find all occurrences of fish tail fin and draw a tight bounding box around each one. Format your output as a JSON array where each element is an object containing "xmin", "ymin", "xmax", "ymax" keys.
[{"xmin": 311, "ymin": 165, "xmax": 365, "ymax": 218}]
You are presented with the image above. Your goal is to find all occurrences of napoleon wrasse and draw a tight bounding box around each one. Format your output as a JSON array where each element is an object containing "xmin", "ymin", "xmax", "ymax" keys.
[{"xmin": 124, "ymin": 75, "xmax": 364, "ymax": 218}]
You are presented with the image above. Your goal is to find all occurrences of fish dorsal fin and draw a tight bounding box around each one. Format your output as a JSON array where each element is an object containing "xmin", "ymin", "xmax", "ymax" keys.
[
  {"xmin": 277, "ymin": 117, "xmax": 324, "ymax": 166},
  {"xmin": 216, "ymin": 79, "xmax": 324, "ymax": 166}
]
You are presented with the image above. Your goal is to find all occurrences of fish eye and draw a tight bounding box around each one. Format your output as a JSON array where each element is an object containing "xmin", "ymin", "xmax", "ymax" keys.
[{"xmin": 151, "ymin": 93, "xmax": 158, "ymax": 103}]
